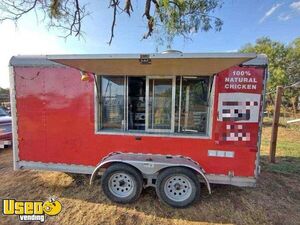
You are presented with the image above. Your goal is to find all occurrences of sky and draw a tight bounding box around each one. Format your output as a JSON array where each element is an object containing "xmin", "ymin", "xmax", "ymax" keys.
[{"xmin": 0, "ymin": 0, "xmax": 300, "ymax": 88}]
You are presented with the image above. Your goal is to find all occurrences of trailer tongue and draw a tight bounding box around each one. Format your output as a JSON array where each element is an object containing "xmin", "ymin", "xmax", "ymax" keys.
[{"xmin": 10, "ymin": 53, "xmax": 267, "ymax": 207}]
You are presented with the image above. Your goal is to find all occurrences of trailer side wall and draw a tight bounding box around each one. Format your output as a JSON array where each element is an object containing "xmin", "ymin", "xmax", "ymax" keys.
[{"xmin": 12, "ymin": 63, "xmax": 266, "ymax": 179}]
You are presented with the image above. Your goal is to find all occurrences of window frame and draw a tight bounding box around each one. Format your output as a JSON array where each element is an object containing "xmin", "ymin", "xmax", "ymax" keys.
[
  {"xmin": 145, "ymin": 76, "xmax": 176, "ymax": 133},
  {"xmin": 95, "ymin": 75, "xmax": 215, "ymax": 139},
  {"xmin": 96, "ymin": 76, "xmax": 127, "ymax": 132},
  {"xmin": 177, "ymin": 76, "xmax": 210, "ymax": 134}
]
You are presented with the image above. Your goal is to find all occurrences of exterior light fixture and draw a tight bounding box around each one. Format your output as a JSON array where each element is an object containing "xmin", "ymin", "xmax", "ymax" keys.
[{"xmin": 81, "ymin": 71, "xmax": 91, "ymax": 81}]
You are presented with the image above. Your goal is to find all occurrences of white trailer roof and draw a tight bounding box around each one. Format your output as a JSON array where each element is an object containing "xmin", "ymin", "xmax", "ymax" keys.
[{"xmin": 10, "ymin": 53, "xmax": 267, "ymax": 76}]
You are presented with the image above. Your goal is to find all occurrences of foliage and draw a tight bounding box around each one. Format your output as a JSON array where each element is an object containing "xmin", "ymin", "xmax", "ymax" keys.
[
  {"xmin": 0, "ymin": 87, "xmax": 10, "ymax": 107},
  {"xmin": 0, "ymin": 0, "xmax": 223, "ymax": 46},
  {"xmin": 285, "ymin": 38, "xmax": 300, "ymax": 112},
  {"xmin": 286, "ymin": 38, "xmax": 300, "ymax": 86},
  {"xmin": 0, "ymin": 87, "xmax": 9, "ymax": 95},
  {"xmin": 153, "ymin": 0, "xmax": 223, "ymax": 47},
  {"xmin": 240, "ymin": 37, "xmax": 289, "ymax": 91},
  {"xmin": 240, "ymin": 37, "xmax": 300, "ymax": 110}
]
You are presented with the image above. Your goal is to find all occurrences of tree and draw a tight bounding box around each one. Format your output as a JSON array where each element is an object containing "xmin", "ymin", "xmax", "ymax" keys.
[
  {"xmin": 0, "ymin": 0, "xmax": 223, "ymax": 45},
  {"xmin": 240, "ymin": 37, "xmax": 300, "ymax": 112},
  {"xmin": 0, "ymin": 87, "xmax": 10, "ymax": 107},
  {"xmin": 286, "ymin": 38, "xmax": 300, "ymax": 114},
  {"xmin": 240, "ymin": 37, "xmax": 289, "ymax": 92},
  {"xmin": 286, "ymin": 38, "xmax": 300, "ymax": 87}
]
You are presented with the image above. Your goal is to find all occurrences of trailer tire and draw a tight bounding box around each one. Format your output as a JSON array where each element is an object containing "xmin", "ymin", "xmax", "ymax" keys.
[
  {"xmin": 101, "ymin": 163, "xmax": 143, "ymax": 204},
  {"xmin": 156, "ymin": 167, "xmax": 200, "ymax": 208}
]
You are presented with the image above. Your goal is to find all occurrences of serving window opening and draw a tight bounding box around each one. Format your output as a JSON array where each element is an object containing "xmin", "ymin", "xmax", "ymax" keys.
[
  {"xmin": 97, "ymin": 75, "xmax": 212, "ymax": 136},
  {"xmin": 128, "ymin": 77, "xmax": 146, "ymax": 131}
]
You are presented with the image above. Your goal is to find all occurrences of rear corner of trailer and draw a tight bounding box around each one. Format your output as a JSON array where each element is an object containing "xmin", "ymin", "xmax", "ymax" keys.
[
  {"xmin": 210, "ymin": 53, "xmax": 268, "ymax": 186},
  {"xmin": 9, "ymin": 56, "xmax": 19, "ymax": 170}
]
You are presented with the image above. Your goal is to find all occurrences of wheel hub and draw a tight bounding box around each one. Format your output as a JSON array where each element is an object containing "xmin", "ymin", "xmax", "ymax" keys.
[
  {"xmin": 119, "ymin": 180, "xmax": 125, "ymax": 186},
  {"xmin": 164, "ymin": 175, "xmax": 192, "ymax": 202},
  {"xmin": 108, "ymin": 172, "xmax": 134, "ymax": 198},
  {"xmin": 174, "ymin": 183, "xmax": 181, "ymax": 190}
]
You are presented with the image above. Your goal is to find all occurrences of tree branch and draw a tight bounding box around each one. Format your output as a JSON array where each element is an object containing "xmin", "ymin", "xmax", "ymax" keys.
[
  {"xmin": 73, "ymin": 0, "xmax": 81, "ymax": 36},
  {"xmin": 124, "ymin": 0, "xmax": 133, "ymax": 16},
  {"xmin": 151, "ymin": 0, "xmax": 160, "ymax": 10},
  {"xmin": 0, "ymin": 0, "xmax": 223, "ymax": 45},
  {"xmin": 108, "ymin": 0, "xmax": 119, "ymax": 45},
  {"xmin": 0, "ymin": 0, "xmax": 39, "ymax": 22},
  {"xmin": 143, "ymin": 0, "xmax": 154, "ymax": 39}
]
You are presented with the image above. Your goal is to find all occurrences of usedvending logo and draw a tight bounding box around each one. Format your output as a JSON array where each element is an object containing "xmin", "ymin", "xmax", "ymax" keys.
[{"xmin": 2, "ymin": 197, "xmax": 62, "ymax": 222}]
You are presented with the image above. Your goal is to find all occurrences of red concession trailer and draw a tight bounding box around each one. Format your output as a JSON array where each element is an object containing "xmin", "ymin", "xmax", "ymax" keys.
[{"xmin": 9, "ymin": 52, "xmax": 268, "ymax": 207}]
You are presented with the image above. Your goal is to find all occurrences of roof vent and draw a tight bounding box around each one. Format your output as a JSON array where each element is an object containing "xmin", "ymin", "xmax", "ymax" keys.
[{"xmin": 161, "ymin": 49, "xmax": 183, "ymax": 54}]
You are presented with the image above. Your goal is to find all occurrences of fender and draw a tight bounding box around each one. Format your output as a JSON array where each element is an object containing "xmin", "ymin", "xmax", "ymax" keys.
[{"xmin": 90, "ymin": 152, "xmax": 211, "ymax": 194}]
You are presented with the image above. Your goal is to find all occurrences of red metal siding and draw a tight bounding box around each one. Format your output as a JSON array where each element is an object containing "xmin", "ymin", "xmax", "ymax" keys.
[{"xmin": 14, "ymin": 65, "xmax": 265, "ymax": 177}]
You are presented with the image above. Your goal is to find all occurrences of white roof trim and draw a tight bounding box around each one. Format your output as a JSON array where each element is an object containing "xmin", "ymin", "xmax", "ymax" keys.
[
  {"xmin": 10, "ymin": 53, "xmax": 268, "ymax": 67},
  {"xmin": 46, "ymin": 52, "xmax": 257, "ymax": 60}
]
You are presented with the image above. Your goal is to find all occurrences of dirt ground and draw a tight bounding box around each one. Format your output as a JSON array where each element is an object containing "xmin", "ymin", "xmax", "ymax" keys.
[{"xmin": 0, "ymin": 125, "xmax": 300, "ymax": 225}]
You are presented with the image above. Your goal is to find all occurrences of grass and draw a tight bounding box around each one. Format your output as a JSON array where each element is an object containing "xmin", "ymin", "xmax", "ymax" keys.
[
  {"xmin": 0, "ymin": 120, "xmax": 299, "ymax": 225},
  {"xmin": 260, "ymin": 117, "xmax": 300, "ymax": 174}
]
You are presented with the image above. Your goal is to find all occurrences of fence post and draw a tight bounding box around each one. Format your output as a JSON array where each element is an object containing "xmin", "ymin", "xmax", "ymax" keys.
[{"xmin": 269, "ymin": 86, "xmax": 284, "ymax": 163}]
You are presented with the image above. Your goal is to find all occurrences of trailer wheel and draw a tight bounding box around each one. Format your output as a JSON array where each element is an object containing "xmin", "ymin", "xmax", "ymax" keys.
[
  {"xmin": 101, "ymin": 163, "xmax": 143, "ymax": 204},
  {"xmin": 156, "ymin": 167, "xmax": 200, "ymax": 208}
]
